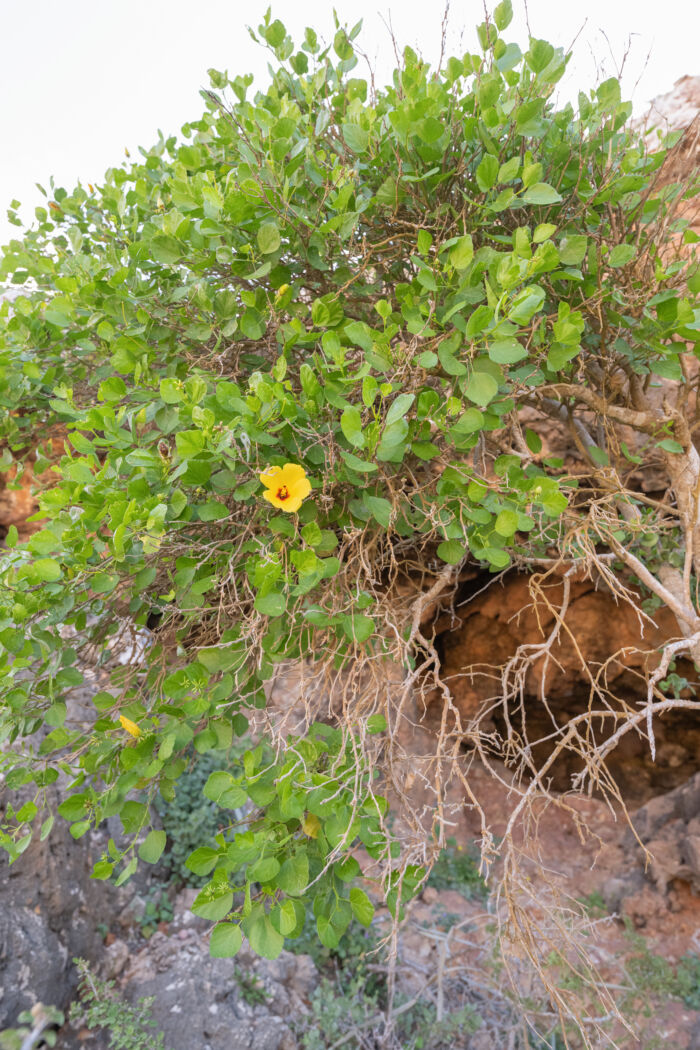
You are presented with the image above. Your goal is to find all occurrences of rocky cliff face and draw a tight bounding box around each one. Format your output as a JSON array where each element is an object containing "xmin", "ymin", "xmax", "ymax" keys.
[
  {"xmin": 640, "ymin": 75, "xmax": 700, "ymax": 239},
  {"xmin": 643, "ymin": 76, "xmax": 700, "ymax": 143}
]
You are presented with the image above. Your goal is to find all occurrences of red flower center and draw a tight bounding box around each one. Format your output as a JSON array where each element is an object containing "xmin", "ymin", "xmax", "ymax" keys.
[{"xmin": 276, "ymin": 485, "xmax": 290, "ymax": 501}]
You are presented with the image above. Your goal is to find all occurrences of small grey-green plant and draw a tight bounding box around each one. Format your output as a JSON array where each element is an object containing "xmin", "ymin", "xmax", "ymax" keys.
[
  {"xmin": 425, "ymin": 838, "xmax": 488, "ymax": 899},
  {"xmin": 233, "ymin": 967, "xmax": 272, "ymax": 1006},
  {"xmin": 69, "ymin": 959, "xmax": 169, "ymax": 1050},
  {"xmin": 0, "ymin": 1004, "xmax": 64, "ymax": 1050}
]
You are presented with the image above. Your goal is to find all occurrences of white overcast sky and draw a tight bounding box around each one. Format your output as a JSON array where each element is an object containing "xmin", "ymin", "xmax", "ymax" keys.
[{"xmin": 1, "ymin": 1, "xmax": 699, "ymax": 245}]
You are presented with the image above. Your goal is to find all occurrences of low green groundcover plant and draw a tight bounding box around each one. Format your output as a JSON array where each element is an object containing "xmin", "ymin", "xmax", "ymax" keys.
[{"xmin": 1, "ymin": 10, "xmax": 699, "ymax": 1043}]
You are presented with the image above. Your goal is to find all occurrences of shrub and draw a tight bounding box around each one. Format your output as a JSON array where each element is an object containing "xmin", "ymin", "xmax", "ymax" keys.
[{"xmin": 1, "ymin": 4, "xmax": 699, "ymax": 1043}]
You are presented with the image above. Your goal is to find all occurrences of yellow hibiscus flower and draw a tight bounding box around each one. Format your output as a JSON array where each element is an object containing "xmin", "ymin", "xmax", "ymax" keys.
[
  {"xmin": 259, "ymin": 463, "xmax": 311, "ymax": 512},
  {"xmin": 118, "ymin": 714, "xmax": 141, "ymax": 739}
]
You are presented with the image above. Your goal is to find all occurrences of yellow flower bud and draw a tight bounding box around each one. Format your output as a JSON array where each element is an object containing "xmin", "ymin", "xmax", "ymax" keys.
[{"xmin": 118, "ymin": 715, "xmax": 141, "ymax": 739}]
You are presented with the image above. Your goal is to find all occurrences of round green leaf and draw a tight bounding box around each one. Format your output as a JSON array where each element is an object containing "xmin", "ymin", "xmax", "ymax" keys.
[
  {"xmin": 464, "ymin": 372, "xmax": 498, "ymax": 406},
  {"xmin": 487, "ymin": 339, "xmax": 527, "ymax": 365},
  {"xmin": 257, "ymin": 222, "xmax": 281, "ymax": 254},
  {"xmin": 138, "ymin": 829, "xmax": 166, "ymax": 864},
  {"xmin": 210, "ymin": 923, "xmax": 242, "ymax": 958},
  {"xmin": 437, "ymin": 539, "xmax": 466, "ymax": 565},
  {"xmin": 349, "ymin": 887, "xmax": 375, "ymax": 927},
  {"xmin": 247, "ymin": 912, "xmax": 285, "ymax": 959},
  {"xmin": 342, "ymin": 124, "xmax": 369, "ymax": 153}
]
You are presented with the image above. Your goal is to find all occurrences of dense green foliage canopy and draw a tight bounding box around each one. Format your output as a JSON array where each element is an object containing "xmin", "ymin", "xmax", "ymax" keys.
[{"xmin": 1, "ymin": 1, "xmax": 699, "ymax": 966}]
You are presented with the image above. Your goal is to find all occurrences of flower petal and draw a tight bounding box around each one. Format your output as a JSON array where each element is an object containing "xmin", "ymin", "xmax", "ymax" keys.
[
  {"xmin": 290, "ymin": 477, "xmax": 312, "ymax": 500},
  {"xmin": 279, "ymin": 463, "xmax": 307, "ymax": 485},
  {"xmin": 259, "ymin": 465, "xmax": 282, "ymax": 488},
  {"xmin": 283, "ymin": 496, "xmax": 304, "ymax": 512},
  {"xmin": 119, "ymin": 715, "xmax": 141, "ymax": 739}
]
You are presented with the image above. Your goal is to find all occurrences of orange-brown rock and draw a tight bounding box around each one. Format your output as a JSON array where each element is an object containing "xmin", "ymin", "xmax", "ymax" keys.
[
  {"xmin": 433, "ymin": 573, "xmax": 681, "ymax": 724},
  {"xmin": 0, "ymin": 458, "xmax": 44, "ymax": 541},
  {"xmin": 0, "ymin": 435, "xmax": 64, "ymax": 542}
]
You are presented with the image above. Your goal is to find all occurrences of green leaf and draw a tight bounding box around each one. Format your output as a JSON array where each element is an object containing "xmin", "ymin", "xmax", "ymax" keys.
[
  {"xmin": 277, "ymin": 853, "xmax": 309, "ymax": 896},
  {"xmin": 31, "ymin": 558, "xmax": 62, "ymax": 582},
  {"xmin": 509, "ymin": 285, "xmax": 545, "ymax": 324},
  {"xmin": 160, "ymin": 378, "xmax": 183, "ymax": 404},
  {"xmin": 377, "ymin": 418, "xmax": 409, "ymax": 462},
  {"xmin": 487, "ymin": 339, "xmax": 527, "ymax": 364},
  {"xmin": 257, "ymin": 222, "xmax": 281, "ymax": 254},
  {"xmin": 385, "ymin": 393, "xmax": 414, "ymax": 427},
  {"xmin": 254, "ymin": 591, "xmax": 286, "ymax": 617},
  {"xmin": 185, "ymin": 848, "xmax": 219, "ymax": 881},
  {"xmin": 317, "ymin": 915, "xmax": 341, "ymax": 949},
  {"xmin": 92, "ymin": 860, "xmax": 114, "ymax": 880},
  {"xmin": 588, "ymin": 445, "xmax": 609, "ymax": 466},
  {"xmin": 40, "ymin": 815, "xmax": 55, "ymax": 841},
  {"xmin": 342, "ymin": 613, "xmax": 375, "ymax": 643},
  {"xmin": 150, "ymin": 235, "xmax": 182, "ymax": 264},
  {"xmin": 465, "ymin": 305, "xmax": 493, "ymax": 339},
  {"xmin": 657, "ymin": 438, "xmax": 684, "ymax": 454},
  {"xmin": 495, "ymin": 42, "xmax": 522, "ymax": 73},
  {"xmin": 464, "ymin": 371, "xmax": 498, "ymax": 406},
  {"xmin": 522, "ymin": 182, "xmax": 562, "ymax": 206},
  {"xmin": 494, "ymin": 0, "xmax": 513, "ymax": 29},
  {"xmin": 341, "ymin": 407, "xmax": 365, "ymax": 448},
  {"xmin": 608, "ymin": 244, "xmax": 636, "ymax": 268},
  {"xmin": 98, "ymin": 376, "xmax": 127, "ymax": 402},
  {"xmin": 340, "ymin": 450, "xmax": 378, "ymax": 473},
  {"xmin": 558, "ymin": 235, "xmax": 587, "ymax": 266},
  {"xmin": 210, "ymin": 923, "xmax": 242, "ymax": 958},
  {"xmin": 449, "ymin": 235, "xmax": 474, "ymax": 270},
  {"xmin": 364, "ymin": 495, "xmax": 393, "ymax": 528},
  {"xmin": 525, "ymin": 428, "xmax": 542, "ymax": 454},
  {"xmin": 451, "ymin": 408, "xmax": 484, "ymax": 435},
  {"xmin": 138, "ymin": 830, "xmax": 166, "ymax": 864},
  {"xmin": 334, "ymin": 28, "xmax": 354, "ymax": 60},
  {"xmin": 301, "ymin": 521, "xmax": 323, "ymax": 547},
  {"xmin": 203, "ymin": 771, "xmax": 247, "ymax": 809},
  {"xmin": 273, "ymin": 899, "xmax": 298, "ymax": 936},
  {"xmin": 247, "ymin": 912, "xmax": 285, "ymax": 959},
  {"xmin": 437, "ymin": 539, "xmax": 466, "ymax": 565},
  {"xmin": 91, "ymin": 573, "xmax": 119, "ymax": 595},
  {"xmin": 484, "ymin": 548, "xmax": 511, "ymax": 569},
  {"xmin": 494, "ymin": 509, "xmax": 519, "ymax": 537},
  {"xmin": 16, "ymin": 800, "xmax": 37, "ymax": 823},
  {"xmin": 175, "ymin": 430, "xmax": 206, "ymax": 459},
  {"xmin": 367, "ymin": 713, "xmax": 387, "ymax": 734},
  {"xmin": 343, "ymin": 124, "xmax": 369, "ymax": 153},
  {"xmin": 349, "ymin": 887, "xmax": 375, "ymax": 927},
  {"xmin": 526, "ymin": 38, "xmax": 555, "ymax": 74},
  {"xmin": 438, "ymin": 341, "xmax": 467, "ymax": 376},
  {"xmin": 197, "ymin": 646, "xmax": 244, "ymax": 673},
  {"xmin": 192, "ymin": 884, "xmax": 233, "ymax": 921},
  {"xmin": 114, "ymin": 857, "xmax": 138, "ymax": 887},
  {"xmin": 476, "ymin": 154, "xmax": 499, "ymax": 192},
  {"xmin": 265, "ymin": 18, "xmax": 287, "ymax": 47},
  {"xmin": 533, "ymin": 223, "xmax": 557, "ymax": 244},
  {"xmin": 596, "ymin": 76, "xmax": 621, "ymax": 109},
  {"xmin": 248, "ymin": 856, "xmax": 281, "ymax": 883}
]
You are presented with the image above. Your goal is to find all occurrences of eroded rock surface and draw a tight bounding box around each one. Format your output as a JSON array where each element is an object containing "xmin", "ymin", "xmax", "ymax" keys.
[
  {"xmin": 102, "ymin": 932, "xmax": 316, "ymax": 1050},
  {"xmin": 0, "ymin": 797, "xmax": 110, "ymax": 1028},
  {"xmin": 434, "ymin": 572, "xmax": 680, "ymax": 721}
]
